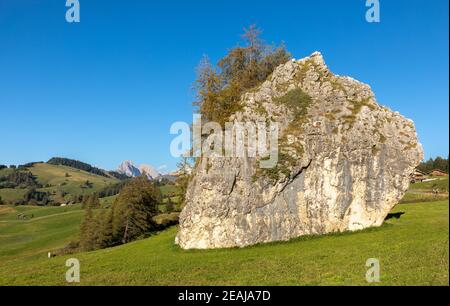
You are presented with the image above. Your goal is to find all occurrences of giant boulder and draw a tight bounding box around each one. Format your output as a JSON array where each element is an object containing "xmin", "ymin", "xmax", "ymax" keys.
[{"xmin": 176, "ymin": 52, "xmax": 423, "ymax": 249}]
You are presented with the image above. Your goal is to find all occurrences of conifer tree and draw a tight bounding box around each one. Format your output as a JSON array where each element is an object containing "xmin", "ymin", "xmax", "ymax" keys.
[
  {"xmin": 80, "ymin": 205, "xmax": 99, "ymax": 251},
  {"xmin": 98, "ymin": 209, "xmax": 114, "ymax": 248},
  {"xmin": 166, "ymin": 196, "xmax": 175, "ymax": 213},
  {"xmin": 89, "ymin": 193, "xmax": 101, "ymax": 209},
  {"xmin": 194, "ymin": 25, "xmax": 291, "ymax": 125},
  {"xmin": 112, "ymin": 176, "xmax": 161, "ymax": 244},
  {"xmin": 81, "ymin": 194, "xmax": 89, "ymax": 209}
]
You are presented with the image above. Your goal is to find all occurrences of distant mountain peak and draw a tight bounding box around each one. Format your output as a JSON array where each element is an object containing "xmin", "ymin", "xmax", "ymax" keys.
[
  {"xmin": 139, "ymin": 164, "xmax": 161, "ymax": 180},
  {"xmin": 117, "ymin": 161, "xmax": 141, "ymax": 178},
  {"xmin": 117, "ymin": 161, "xmax": 161, "ymax": 180}
]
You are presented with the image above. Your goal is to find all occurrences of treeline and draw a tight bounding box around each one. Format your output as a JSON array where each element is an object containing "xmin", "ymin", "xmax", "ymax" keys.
[
  {"xmin": 47, "ymin": 157, "xmax": 129, "ymax": 180},
  {"xmin": 0, "ymin": 170, "xmax": 42, "ymax": 189},
  {"xmin": 0, "ymin": 170, "xmax": 128, "ymax": 206},
  {"xmin": 1, "ymin": 188, "xmax": 52, "ymax": 206},
  {"xmin": 97, "ymin": 180, "xmax": 129, "ymax": 198},
  {"xmin": 108, "ymin": 171, "xmax": 130, "ymax": 180},
  {"xmin": 418, "ymin": 156, "xmax": 449, "ymax": 174},
  {"xmin": 194, "ymin": 25, "xmax": 291, "ymax": 125},
  {"xmin": 47, "ymin": 157, "xmax": 110, "ymax": 178},
  {"xmin": 77, "ymin": 176, "xmax": 162, "ymax": 252}
]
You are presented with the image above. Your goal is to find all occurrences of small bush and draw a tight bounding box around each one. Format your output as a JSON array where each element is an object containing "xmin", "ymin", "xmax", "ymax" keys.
[
  {"xmin": 273, "ymin": 88, "xmax": 312, "ymax": 123},
  {"xmin": 194, "ymin": 25, "xmax": 291, "ymax": 126}
]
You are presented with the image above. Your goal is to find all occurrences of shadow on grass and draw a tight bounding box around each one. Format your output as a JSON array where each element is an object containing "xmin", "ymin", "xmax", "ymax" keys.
[{"xmin": 385, "ymin": 212, "xmax": 405, "ymax": 221}]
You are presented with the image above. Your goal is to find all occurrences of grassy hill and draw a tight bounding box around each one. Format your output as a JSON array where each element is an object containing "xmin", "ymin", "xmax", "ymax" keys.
[
  {"xmin": 410, "ymin": 177, "xmax": 449, "ymax": 193},
  {"xmin": 401, "ymin": 177, "xmax": 449, "ymax": 204},
  {"xmin": 0, "ymin": 163, "xmax": 119, "ymax": 204},
  {"xmin": 0, "ymin": 200, "xmax": 448, "ymax": 286}
]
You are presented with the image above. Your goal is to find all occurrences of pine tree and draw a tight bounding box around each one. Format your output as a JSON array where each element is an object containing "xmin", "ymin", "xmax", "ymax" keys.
[
  {"xmin": 98, "ymin": 209, "xmax": 114, "ymax": 248},
  {"xmin": 82, "ymin": 193, "xmax": 101, "ymax": 209},
  {"xmin": 194, "ymin": 25, "xmax": 291, "ymax": 125},
  {"xmin": 89, "ymin": 193, "xmax": 101, "ymax": 209},
  {"xmin": 176, "ymin": 156, "xmax": 193, "ymax": 206},
  {"xmin": 80, "ymin": 205, "xmax": 98, "ymax": 251},
  {"xmin": 166, "ymin": 196, "xmax": 175, "ymax": 213},
  {"xmin": 81, "ymin": 194, "xmax": 89, "ymax": 209},
  {"xmin": 112, "ymin": 176, "xmax": 161, "ymax": 244}
]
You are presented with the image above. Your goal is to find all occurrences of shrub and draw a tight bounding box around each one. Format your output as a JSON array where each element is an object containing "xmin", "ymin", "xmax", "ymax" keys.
[
  {"xmin": 194, "ymin": 25, "xmax": 291, "ymax": 126},
  {"xmin": 273, "ymin": 88, "xmax": 312, "ymax": 123}
]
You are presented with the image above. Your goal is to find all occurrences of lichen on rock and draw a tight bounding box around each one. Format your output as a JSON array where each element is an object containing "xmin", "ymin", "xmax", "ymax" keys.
[{"xmin": 175, "ymin": 52, "xmax": 424, "ymax": 250}]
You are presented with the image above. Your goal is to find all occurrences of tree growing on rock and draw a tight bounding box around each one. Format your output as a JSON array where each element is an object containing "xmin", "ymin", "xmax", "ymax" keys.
[{"xmin": 194, "ymin": 25, "xmax": 291, "ymax": 126}]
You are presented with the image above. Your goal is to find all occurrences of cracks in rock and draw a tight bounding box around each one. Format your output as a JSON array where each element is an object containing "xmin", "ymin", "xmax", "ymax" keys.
[
  {"xmin": 228, "ymin": 174, "xmax": 237, "ymax": 195},
  {"xmin": 279, "ymin": 158, "xmax": 312, "ymax": 194}
]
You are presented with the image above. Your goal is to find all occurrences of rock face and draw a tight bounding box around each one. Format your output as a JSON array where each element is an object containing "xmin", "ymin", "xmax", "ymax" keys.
[
  {"xmin": 176, "ymin": 52, "xmax": 423, "ymax": 250},
  {"xmin": 139, "ymin": 164, "xmax": 162, "ymax": 180},
  {"xmin": 117, "ymin": 161, "xmax": 141, "ymax": 178},
  {"xmin": 117, "ymin": 161, "xmax": 161, "ymax": 180}
]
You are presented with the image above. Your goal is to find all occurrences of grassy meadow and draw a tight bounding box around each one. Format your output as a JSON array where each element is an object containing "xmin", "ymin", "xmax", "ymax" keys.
[
  {"xmin": 0, "ymin": 163, "xmax": 119, "ymax": 203},
  {"xmin": 0, "ymin": 199, "xmax": 448, "ymax": 286},
  {"xmin": 401, "ymin": 177, "xmax": 449, "ymax": 204}
]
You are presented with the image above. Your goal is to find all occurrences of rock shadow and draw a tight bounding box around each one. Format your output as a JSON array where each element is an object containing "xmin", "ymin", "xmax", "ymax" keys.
[{"xmin": 385, "ymin": 212, "xmax": 405, "ymax": 221}]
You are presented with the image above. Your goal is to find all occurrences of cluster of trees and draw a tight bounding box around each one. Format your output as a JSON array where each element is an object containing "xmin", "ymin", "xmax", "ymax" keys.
[
  {"xmin": 0, "ymin": 188, "xmax": 52, "ymax": 206},
  {"xmin": 175, "ymin": 157, "xmax": 193, "ymax": 206},
  {"xmin": 97, "ymin": 180, "xmax": 129, "ymax": 198},
  {"xmin": 47, "ymin": 157, "xmax": 110, "ymax": 178},
  {"xmin": 163, "ymin": 195, "xmax": 176, "ymax": 213},
  {"xmin": 47, "ymin": 157, "xmax": 131, "ymax": 181},
  {"xmin": 79, "ymin": 176, "xmax": 162, "ymax": 252},
  {"xmin": 0, "ymin": 165, "xmax": 20, "ymax": 170},
  {"xmin": 154, "ymin": 176, "xmax": 176, "ymax": 186},
  {"xmin": 23, "ymin": 188, "xmax": 51, "ymax": 206},
  {"xmin": 194, "ymin": 25, "xmax": 291, "ymax": 125},
  {"xmin": 81, "ymin": 193, "xmax": 100, "ymax": 209},
  {"xmin": 18, "ymin": 162, "xmax": 44, "ymax": 169},
  {"xmin": 418, "ymin": 156, "xmax": 449, "ymax": 174},
  {"xmin": 0, "ymin": 171, "xmax": 129, "ymax": 207},
  {"xmin": 80, "ymin": 180, "xmax": 94, "ymax": 189},
  {"xmin": 0, "ymin": 170, "xmax": 42, "ymax": 190},
  {"xmin": 108, "ymin": 171, "xmax": 130, "ymax": 180}
]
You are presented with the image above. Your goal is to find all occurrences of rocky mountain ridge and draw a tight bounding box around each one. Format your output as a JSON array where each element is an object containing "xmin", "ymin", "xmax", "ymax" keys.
[{"xmin": 117, "ymin": 160, "xmax": 162, "ymax": 180}]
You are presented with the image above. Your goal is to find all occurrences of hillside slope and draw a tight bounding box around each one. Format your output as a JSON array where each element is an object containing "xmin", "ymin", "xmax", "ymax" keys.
[
  {"xmin": 0, "ymin": 163, "xmax": 119, "ymax": 204},
  {"xmin": 401, "ymin": 177, "xmax": 449, "ymax": 204}
]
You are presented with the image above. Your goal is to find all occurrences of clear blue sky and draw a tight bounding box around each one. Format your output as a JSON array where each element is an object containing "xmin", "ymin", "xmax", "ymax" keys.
[{"xmin": 0, "ymin": 0, "xmax": 448, "ymax": 171}]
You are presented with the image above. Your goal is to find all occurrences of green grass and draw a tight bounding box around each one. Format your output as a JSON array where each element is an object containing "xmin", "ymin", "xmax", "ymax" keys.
[
  {"xmin": 0, "ymin": 163, "xmax": 119, "ymax": 203},
  {"xmin": 160, "ymin": 185, "xmax": 181, "ymax": 196},
  {"xmin": 400, "ymin": 192, "xmax": 448, "ymax": 204},
  {"xmin": 0, "ymin": 188, "xmax": 27, "ymax": 202},
  {"xmin": 0, "ymin": 201, "xmax": 448, "ymax": 286},
  {"xmin": 410, "ymin": 177, "xmax": 449, "ymax": 193},
  {"xmin": 100, "ymin": 195, "xmax": 117, "ymax": 208},
  {"xmin": 0, "ymin": 204, "xmax": 82, "ymax": 222},
  {"xmin": 401, "ymin": 177, "xmax": 449, "ymax": 204},
  {"xmin": 0, "ymin": 205, "xmax": 83, "ymax": 263},
  {"xmin": 31, "ymin": 163, "xmax": 118, "ymax": 195}
]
